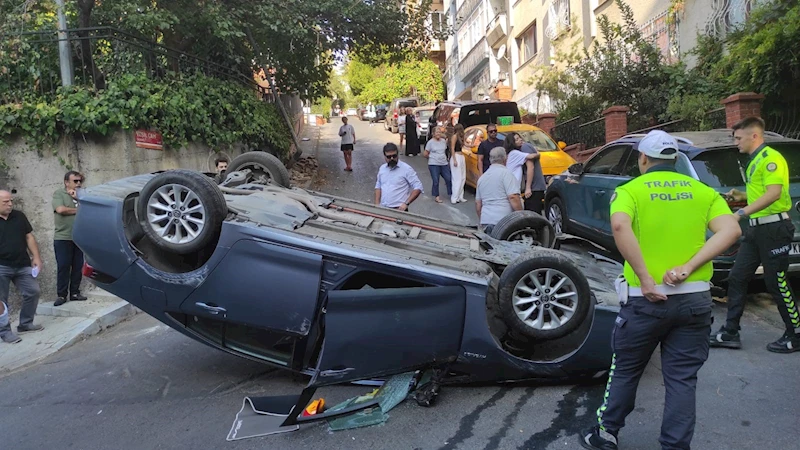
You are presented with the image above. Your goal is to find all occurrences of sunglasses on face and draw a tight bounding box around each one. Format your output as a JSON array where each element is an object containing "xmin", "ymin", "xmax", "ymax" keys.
[
  {"xmin": 488, "ymin": 130, "xmax": 498, "ymax": 133},
  {"xmin": 385, "ymin": 154, "xmax": 398, "ymax": 159},
  {"xmin": 71, "ymin": 179, "xmax": 83, "ymax": 184}
]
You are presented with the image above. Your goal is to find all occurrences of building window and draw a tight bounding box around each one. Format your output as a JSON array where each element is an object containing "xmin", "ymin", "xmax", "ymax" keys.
[
  {"xmin": 640, "ymin": 10, "xmax": 679, "ymax": 64},
  {"xmin": 430, "ymin": 11, "xmax": 444, "ymax": 34},
  {"xmin": 706, "ymin": 0, "xmax": 752, "ymax": 38},
  {"xmin": 545, "ymin": 0, "xmax": 570, "ymax": 40},
  {"xmin": 516, "ymin": 23, "xmax": 537, "ymax": 64}
]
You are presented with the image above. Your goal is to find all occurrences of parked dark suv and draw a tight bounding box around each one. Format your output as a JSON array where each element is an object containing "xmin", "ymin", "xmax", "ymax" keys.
[{"xmin": 545, "ymin": 130, "xmax": 800, "ymax": 285}]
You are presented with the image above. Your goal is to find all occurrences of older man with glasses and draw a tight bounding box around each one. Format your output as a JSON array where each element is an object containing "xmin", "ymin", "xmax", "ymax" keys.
[
  {"xmin": 375, "ymin": 143, "xmax": 424, "ymax": 211},
  {"xmin": 52, "ymin": 171, "xmax": 87, "ymax": 307}
]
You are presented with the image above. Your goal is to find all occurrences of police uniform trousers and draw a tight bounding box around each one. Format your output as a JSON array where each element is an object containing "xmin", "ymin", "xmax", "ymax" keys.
[
  {"xmin": 724, "ymin": 218, "xmax": 800, "ymax": 335},
  {"xmin": 597, "ymin": 292, "xmax": 713, "ymax": 450}
]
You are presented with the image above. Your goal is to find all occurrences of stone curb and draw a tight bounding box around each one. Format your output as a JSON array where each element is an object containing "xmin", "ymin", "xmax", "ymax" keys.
[
  {"xmin": 0, "ymin": 300, "xmax": 141, "ymax": 377},
  {"xmin": 298, "ymin": 126, "xmax": 323, "ymax": 191}
]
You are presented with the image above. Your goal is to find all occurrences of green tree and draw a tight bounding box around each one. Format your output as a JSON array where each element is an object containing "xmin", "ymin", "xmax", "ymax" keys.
[{"xmin": 358, "ymin": 58, "xmax": 444, "ymax": 104}]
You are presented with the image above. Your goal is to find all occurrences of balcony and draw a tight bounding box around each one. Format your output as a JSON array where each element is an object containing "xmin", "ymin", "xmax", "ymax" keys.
[
  {"xmin": 486, "ymin": 12, "xmax": 508, "ymax": 47},
  {"xmin": 456, "ymin": 0, "xmax": 481, "ymax": 28},
  {"xmin": 458, "ymin": 38, "xmax": 490, "ymax": 82}
]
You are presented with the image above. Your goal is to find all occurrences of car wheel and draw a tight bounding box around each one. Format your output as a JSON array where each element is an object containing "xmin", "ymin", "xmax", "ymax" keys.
[
  {"xmin": 227, "ymin": 151, "xmax": 291, "ymax": 188},
  {"xmin": 498, "ymin": 253, "xmax": 591, "ymax": 341},
  {"xmin": 546, "ymin": 197, "xmax": 568, "ymax": 235},
  {"xmin": 490, "ymin": 211, "xmax": 556, "ymax": 248},
  {"xmin": 137, "ymin": 169, "xmax": 227, "ymax": 255}
]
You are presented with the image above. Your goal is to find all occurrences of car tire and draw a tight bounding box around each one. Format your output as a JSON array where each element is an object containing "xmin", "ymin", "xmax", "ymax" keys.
[
  {"xmin": 498, "ymin": 253, "xmax": 592, "ymax": 341},
  {"xmin": 137, "ymin": 169, "xmax": 227, "ymax": 255},
  {"xmin": 546, "ymin": 197, "xmax": 568, "ymax": 235},
  {"xmin": 490, "ymin": 211, "xmax": 556, "ymax": 248},
  {"xmin": 227, "ymin": 151, "xmax": 291, "ymax": 188}
]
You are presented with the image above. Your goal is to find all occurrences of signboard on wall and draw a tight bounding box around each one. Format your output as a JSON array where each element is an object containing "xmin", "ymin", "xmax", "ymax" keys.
[{"xmin": 135, "ymin": 130, "xmax": 164, "ymax": 150}]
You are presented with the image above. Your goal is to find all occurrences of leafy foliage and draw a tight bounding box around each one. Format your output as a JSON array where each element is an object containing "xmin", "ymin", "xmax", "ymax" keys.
[
  {"xmin": 1, "ymin": 0, "xmax": 447, "ymax": 101},
  {"xmin": 0, "ymin": 72, "xmax": 291, "ymax": 155},
  {"xmin": 357, "ymin": 58, "xmax": 444, "ymax": 104}
]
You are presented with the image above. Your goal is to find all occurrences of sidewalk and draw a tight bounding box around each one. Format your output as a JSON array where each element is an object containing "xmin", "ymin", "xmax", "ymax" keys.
[{"xmin": 0, "ymin": 288, "xmax": 139, "ymax": 377}]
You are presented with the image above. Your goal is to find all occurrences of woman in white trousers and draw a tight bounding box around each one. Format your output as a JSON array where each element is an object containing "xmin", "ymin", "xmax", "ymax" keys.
[{"xmin": 449, "ymin": 124, "xmax": 467, "ymax": 204}]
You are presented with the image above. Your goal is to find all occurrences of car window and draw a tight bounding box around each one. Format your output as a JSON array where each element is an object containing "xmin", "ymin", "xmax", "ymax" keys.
[
  {"xmin": 584, "ymin": 145, "xmax": 629, "ymax": 175},
  {"xmin": 464, "ymin": 129, "xmax": 484, "ymax": 148},
  {"xmin": 692, "ymin": 142, "xmax": 800, "ymax": 187},
  {"xmin": 620, "ymin": 147, "xmax": 640, "ymax": 177},
  {"xmin": 418, "ymin": 109, "xmax": 435, "ymax": 120},
  {"xmin": 517, "ymin": 130, "xmax": 559, "ymax": 151}
]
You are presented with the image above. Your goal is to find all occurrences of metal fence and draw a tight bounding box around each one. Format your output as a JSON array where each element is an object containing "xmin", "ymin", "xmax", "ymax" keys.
[
  {"xmin": 1, "ymin": 27, "xmax": 275, "ymax": 102},
  {"xmin": 706, "ymin": 107, "xmax": 727, "ymax": 129},
  {"xmin": 764, "ymin": 101, "xmax": 800, "ymax": 140},
  {"xmin": 551, "ymin": 116, "xmax": 582, "ymax": 145},
  {"xmin": 578, "ymin": 117, "xmax": 606, "ymax": 149}
]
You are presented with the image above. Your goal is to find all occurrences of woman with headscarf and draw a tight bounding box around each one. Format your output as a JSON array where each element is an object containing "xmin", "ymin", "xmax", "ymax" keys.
[
  {"xmin": 404, "ymin": 107, "xmax": 421, "ymax": 156},
  {"xmin": 449, "ymin": 124, "xmax": 467, "ymax": 204}
]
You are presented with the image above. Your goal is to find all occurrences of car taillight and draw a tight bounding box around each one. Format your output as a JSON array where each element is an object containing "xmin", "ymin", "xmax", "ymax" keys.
[{"xmin": 82, "ymin": 261, "xmax": 95, "ymax": 278}]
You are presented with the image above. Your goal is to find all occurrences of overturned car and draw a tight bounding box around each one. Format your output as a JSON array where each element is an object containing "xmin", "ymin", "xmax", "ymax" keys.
[{"xmin": 73, "ymin": 151, "xmax": 622, "ymax": 424}]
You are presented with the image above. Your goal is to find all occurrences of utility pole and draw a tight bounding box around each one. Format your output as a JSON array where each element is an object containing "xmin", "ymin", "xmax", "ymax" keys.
[{"xmin": 54, "ymin": 0, "xmax": 74, "ymax": 86}]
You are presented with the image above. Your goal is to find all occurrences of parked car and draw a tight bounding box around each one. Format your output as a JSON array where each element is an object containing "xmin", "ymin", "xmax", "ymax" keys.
[
  {"xmin": 545, "ymin": 130, "xmax": 800, "ymax": 285},
  {"xmin": 461, "ymin": 123, "xmax": 575, "ymax": 189},
  {"xmin": 346, "ymin": 108, "xmax": 358, "ymax": 117},
  {"xmin": 386, "ymin": 96, "xmax": 419, "ymax": 133},
  {"xmin": 73, "ymin": 151, "xmax": 622, "ymax": 426},
  {"xmin": 416, "ymin": 106, "xmax": 436, "ymax": 143},
  {"xmin": 375, "ymin": 103, "xmax": 388, "ymax": 122},
  {"xmin": 427, "ymin": 100, "xmax": 521, "ymax": 135}
]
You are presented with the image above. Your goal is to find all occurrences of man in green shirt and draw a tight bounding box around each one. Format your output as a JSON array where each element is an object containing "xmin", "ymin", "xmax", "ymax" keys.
[
  {"xmin": 710, "ymin": 117, "xmax": 800, "ymax": 353},
  {"xmin": 53, "ymin": 171, "xmax": 87, "ymax": 307}
]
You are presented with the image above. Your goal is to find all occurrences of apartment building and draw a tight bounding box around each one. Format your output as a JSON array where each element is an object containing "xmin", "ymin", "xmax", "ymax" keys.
[{"xmin": 443, "ymin": 0, "xmax": 755, "ymax": 111}]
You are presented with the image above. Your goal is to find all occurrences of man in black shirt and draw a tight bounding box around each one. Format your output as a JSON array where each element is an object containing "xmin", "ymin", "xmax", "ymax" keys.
[
  {"xmin": 0, "ymin": 190, "xmax": 44, "ymax": 344},
  {"xmin": 477, "ymin": 124, "xmax": 504, "ymax": 176}
]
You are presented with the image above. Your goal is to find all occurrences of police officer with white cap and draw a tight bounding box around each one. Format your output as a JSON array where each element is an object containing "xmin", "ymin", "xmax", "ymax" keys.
[{"xmin": 580, "ymin": 130, "xmax": 742, "ymax": 450}]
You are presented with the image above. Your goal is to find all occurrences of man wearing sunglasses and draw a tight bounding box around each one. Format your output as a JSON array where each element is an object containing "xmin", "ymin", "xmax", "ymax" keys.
[
  {"xmin": 52, "ymin": 171, "xmax": 87, "ymax": 307},
  {"xmin": 375, "ymin": 143, "xmax": 424, "ymax": 211},
  {"xmin": 477, "ymin": 124, "xmax": 504, "ymax": 176}
]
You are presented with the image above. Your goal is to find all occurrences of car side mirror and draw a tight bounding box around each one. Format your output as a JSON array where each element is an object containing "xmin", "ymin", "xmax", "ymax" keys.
[
  {"xmin": 567, "ymin": 163, "xmax": 584, "ymax": 175},
  {"xmin": 558, "ymin": 141, "xmax": 567, "ymax": 150}
]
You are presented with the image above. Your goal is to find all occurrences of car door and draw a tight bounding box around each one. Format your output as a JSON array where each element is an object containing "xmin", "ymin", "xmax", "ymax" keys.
[
  {"xmin": 179, "ymin": 239, "xmax": 323, "ymax": 368},
  {"xmin": 568, "ymin": 144, "xmax": 631, "ymax": 235}
]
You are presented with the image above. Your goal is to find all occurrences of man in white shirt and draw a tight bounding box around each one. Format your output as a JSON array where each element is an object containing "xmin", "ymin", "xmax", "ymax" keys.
[
  {"xmin": 375, "ymin": 143, "xmax": 424, "ymax": 211},
  {"xmin": 338, "ymin": 116, "xmax": 356, "ymax": 172},
  {"xmin": 476, "ymin": 147, "xmax": 523, "ymax": 233}
]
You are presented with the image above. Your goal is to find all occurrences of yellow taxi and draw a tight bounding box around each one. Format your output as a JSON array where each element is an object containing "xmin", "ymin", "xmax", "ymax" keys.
[{"xmin": 461, "ymin": 123, "xmax": 575, "ymax": 188}]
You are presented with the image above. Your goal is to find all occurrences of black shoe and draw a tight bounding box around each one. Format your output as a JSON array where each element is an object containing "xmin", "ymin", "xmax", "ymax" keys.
[
  {"xmin": 580, "ymin": 426, "xmax": 618, "ymax": 450},
  {"xmin": 54, "ymin": 297, "xmax": 67, "ymax": 307},
  {"xmin": 70, "ymin": 293, "xmax": 87, "ymax": 301},
  {"xmin": 17, "ymin": 323, "xmax": 44, "ymax": 333},
  {"xmin": 709, "ymin": 325, "xmax": 742, "ymax": 349},
  {"xmin": 766, "ymin": 334, "xmax": 800, "ymax": 353}
]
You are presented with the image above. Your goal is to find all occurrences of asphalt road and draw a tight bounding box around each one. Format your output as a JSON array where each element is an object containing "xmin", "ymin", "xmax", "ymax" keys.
[{"xmin": 3, "ymin": 117, "xmax": 799, "ymax": 450}]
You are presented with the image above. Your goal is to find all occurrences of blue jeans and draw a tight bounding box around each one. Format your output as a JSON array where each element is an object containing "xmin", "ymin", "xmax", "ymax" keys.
[
  {"xmin": 428, "ymin": 164, "xmax": 452, "ymax": 197},
  {"xmin": 0, "ymin": 265, "xmax": 41, "ymax": 334}
]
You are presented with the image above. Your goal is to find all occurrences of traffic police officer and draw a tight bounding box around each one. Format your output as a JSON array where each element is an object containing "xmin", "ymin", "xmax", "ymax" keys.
[
  {"xmin": 581, "ymin": 130, "xmax": 741, "ymax": 450},
  {"xmin": 710, "ymin": 116, "xmax": 800, "ymax": 353}
]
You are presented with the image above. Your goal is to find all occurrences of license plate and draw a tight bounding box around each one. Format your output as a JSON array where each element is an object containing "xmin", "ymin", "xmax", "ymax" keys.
[{"xmin": 790, "ymin": 243, "xmax": 800, "ymax": 255}]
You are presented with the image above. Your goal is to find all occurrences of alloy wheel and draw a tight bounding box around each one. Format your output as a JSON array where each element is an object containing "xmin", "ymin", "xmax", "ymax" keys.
[
  {"xmin": 512, "ymin": 268, "xmax": 578, "ymax": 331},
  {"xmin": 146, "ymin": 184, "xmax": 206, "ymax": 244}
]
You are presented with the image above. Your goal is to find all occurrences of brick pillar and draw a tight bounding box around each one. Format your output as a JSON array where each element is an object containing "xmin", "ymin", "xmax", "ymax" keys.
[
  {"xmin": 602, "ymin": 106, "xmax": 629, "ymax": 143},
  {"xmin": 537, "ymin": 113, "xmax": 557, "ymax": 137},
  {"xmin": 721, "ymin": 92, "xmax": 765, "ymax": 128}
]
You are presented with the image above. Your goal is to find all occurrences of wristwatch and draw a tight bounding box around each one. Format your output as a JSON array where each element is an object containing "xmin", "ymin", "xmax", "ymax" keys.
[{"xmin": 736, "ymin": 208, "xmax": 748, "ymax": 218}]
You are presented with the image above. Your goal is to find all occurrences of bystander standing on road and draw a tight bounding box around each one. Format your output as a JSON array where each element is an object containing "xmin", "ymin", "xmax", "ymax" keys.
[
  {"xmin": 449, "ymin": 124, "xmax": 467, "ymax": 204},
  {"xmin": 475, "ymin": 147, "xmax": 522, "ymax": 234},
  {"xmin": 503, "ymin": 132, "xmax": 540, "ymax": 211},
  {"xmin": 515, "ymin": 134, "xmax": 547, "ymax": 214},
  {"xmin": 338, "ymin": 116, "xmax": 356, "ymax": 172},
  {"xmin": 423, "ymin": 127, "xmax": 453, "ymax": 204},
  {"xmin": 398, "ymin": 110, "xmax": 406, "ymax": 148},
  {"xmin": 710, "ymin": 117, "xmax": 800, "ymax": 353},
  {"xmin": 477, "ymin": 124, "xmax": 503, "ymax": 176},
  {"xmin": 374, "ymin": 143, "xmax": 423, "ymax": 211},
  {"xmin": 580, "ymin": 130, "xmax": 741, "ymax": 450},
  {"xmin": 405, "ymin": 107, "xmax": 421, "ymax": 157},
  {"xmin": 52, "ymin": 171, "xmax": 88, "ymax": 307},
  {"xmin": 0, "ymin": 190, "xmax": 44, "ymax": 344}
]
